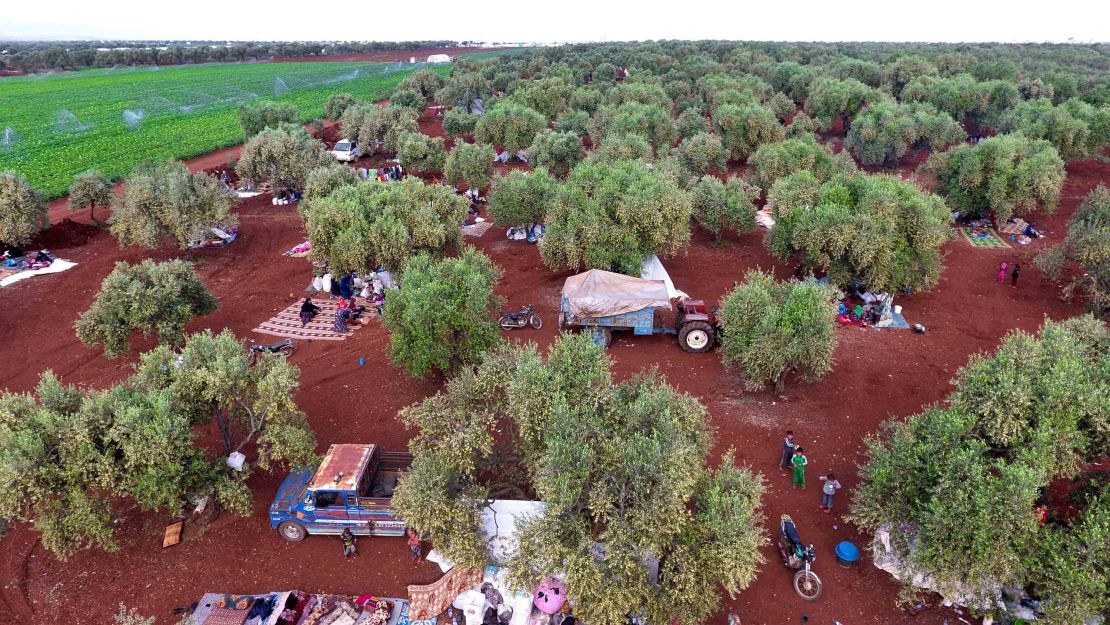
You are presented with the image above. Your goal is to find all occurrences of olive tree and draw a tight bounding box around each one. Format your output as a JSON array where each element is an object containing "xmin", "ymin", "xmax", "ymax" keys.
[
  {"xmin": 236, "ymin": 123, "xmax": 333, "ymax": 194},
  {"xmin": 673, "ymin": 132, "xmax": 727, "ymax": 177},
  {"xmin": 1036, "ymin": 184, "xmax": 1110, "ymax": 313},
  {"xmin": 882, "ymin": 55, "xmax": 938, "ymax": 98},
  {"xmin": 786, "ymin": 111, "xmax": 819, "ymax": 138},
  {"xmin": 926, "ymin": 133, "xmax": 1066, "ymax": 222},
  {"xmin": 901, "ymin": 75, "xmax": 1019, "ymax": 128},
  {"xmin": 0, "ymin": 171, "xmax": 47, "ymax": 246},
  {"xmin": 397, "ymin": 131, "xmax": 447, "ymax": 175},
  {"xmin": 435, "ymin": 73, "xmax": 493, "ymax": 113},
  {"xmin": 300, "ymin": 177, "xmax": 466, "ymax": 273},
  {"xmin": 75, "ymin": 259, "xmax": 218, "ymax": 358},
  {"xmin": 527, "ymin": 129, "xmax": 583, "ymax": 178},
  {"xmin": 554, "ymin": 109, "xmax": 594, "ymax": 137},
  {"xmin": 324, "ymin": 92, "xmax": 356, "ymax": 120},
  {"xmin": 718, "ymin": 270, "xmax": 839, "ymax": 393},
  {"xmin": 541, "ymin": 159, "xmax": 692, "ymax": 274},
  {"xmin": 341, "ymin": 104, "xmax": 419, "ymax": 156},
  {"xmin": 803, "ymin": 77, "xmax": 886, "ymax": 131},
  {"xmin": 691, "ymin": 175, "xmax": 759, "ymax": 242},
  {"xmin": 383, "ymin": 248, "xmax": 502, "ymax": 378},
  {"xmin": 393, "ymin": 333, "xmax": 767, "ymax": 625},
  {"xmin": 109, "ymin": 161, "xmax": 235, "ymax": 250},
  {"xmin": 475, "ymin": 101, "xmax": 547, "ymax": 153},
  {"xmin": 1000, "ymin": 98, "xmax": 1110, "ymax": 161},
  {"xmin": 591, "ymin": 133, "xmax": 654, "ymax": 163},
  {"xmin": 444, "ymin": 142, "xmax": 495, "ymax": 190},
  {"xmin": 677, "ymin": 109, "xmax": 710, "ymax": 140},
  {"xmin": 509, "ymin": 76, "xmax": 574, "ymax": 121},
  {"xmin": 850, "ymin": 316, "xmax": 1109, "ymax": 622},
  {"xmin": 748, "ymin": 134, "xmax": 855, "ymax": 191},
  {"xmin": 488, "ymin": 167, "xmax": 559, "ymax": 227},
  {"xmin": 443, "ymin": 108, "xmax": 479, "ymax": 137},
  {"xmin": 238, "ymin": 101, "xmax": 300, "ymax": 138},
  {"xmin": 713, "ymin": 103, "xmax": 785, "ymax": 160},
  {"xmin": 769, "ymin": 172, "xmax": 951, "ymax": 293},
  {"xmin": 68, "ymin": 170, "xmax": 113, "ymax": 223},
  {"xmin": 767, "ymin": 91, "xmax": 797, "ymax": 120},
  {"xmin": 399, "ymin": 69, "xmax": 446, "ymax": 100},
  {"xmin": 303, "ymin": 162, "xmax": 360, "ymax": 200},
  {"xmin": 597, "ymin": 102, "xmax": 677, "ymax": 156},
  {"xmin": 845, "ymin": 101, "xmax": 965, "ymax": 167}
]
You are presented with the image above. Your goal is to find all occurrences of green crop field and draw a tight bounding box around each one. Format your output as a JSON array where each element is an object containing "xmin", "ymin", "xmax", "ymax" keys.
[{"xmin": 0, "ymin": 61, "xmax": 445, "ymax": 199}]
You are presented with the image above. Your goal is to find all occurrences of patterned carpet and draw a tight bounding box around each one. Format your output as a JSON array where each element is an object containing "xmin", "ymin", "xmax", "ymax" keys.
[
  {"xmin": 252, "ymin": 298, "xmax": 370, "ymax": 341},
  {"xmin": 959, "ymin": 227, "xmax": 1010, "ymax": 248}
]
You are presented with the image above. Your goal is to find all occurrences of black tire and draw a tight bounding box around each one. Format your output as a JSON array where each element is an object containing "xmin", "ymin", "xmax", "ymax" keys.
[
  {"xmin": 499, "ymin": 316, "xmax": 516, "ymax": 330},
  {"xmin": 678, "ymin": 321, "xmax": 715, "ymax": 353},
  {"xmin": 530, "ymin": 314, "xmax": 543, "ymax": 329},
  {"xmin": 277, "ymin": 521, "xmax": 307, "ymax": 542},
  {"xmin": 793, "ymin": 569, "xmax": 822, "ymax": 600}
]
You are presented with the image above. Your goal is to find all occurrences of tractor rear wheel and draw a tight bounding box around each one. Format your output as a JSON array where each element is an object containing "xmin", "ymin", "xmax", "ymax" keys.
[{"xmin": 679, "ymin": 321, "xmax": 714, "ymax": 353}]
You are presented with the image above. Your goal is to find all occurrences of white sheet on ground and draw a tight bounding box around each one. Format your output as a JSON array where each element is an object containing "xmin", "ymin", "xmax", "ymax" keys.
[
  {"xmin": 640, "ymin": 254, "xmax": 688, "ymax": 300},
  {"xmin": 563, "ymin": 270, "xmax": 672, "ymax": 318},
  {"xmin": 235, "ymin": 190, "xmax": 262, "ymax": 198},
  {"xmin": 0, "ymin": 260, "xmax": 77, "ymax": 287}
]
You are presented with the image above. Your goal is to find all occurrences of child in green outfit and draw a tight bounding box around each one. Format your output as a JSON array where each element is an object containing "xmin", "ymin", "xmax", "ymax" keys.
[{"xmin": 791, "ymin": 447, "xmax": 808, "ymax": 489}]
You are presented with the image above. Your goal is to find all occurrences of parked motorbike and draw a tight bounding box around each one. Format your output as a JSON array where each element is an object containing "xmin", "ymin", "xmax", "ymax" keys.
[
  {"xmin": 499, "ymin": 304, "xmax": 542, "ymax": 330},
  {"xmin": 778, "ymin": 514, "xmax": 822, "ymax": 600},
  {"xmin": 248, "ymin": 338, "xmax": 295, "ymax": 364}
]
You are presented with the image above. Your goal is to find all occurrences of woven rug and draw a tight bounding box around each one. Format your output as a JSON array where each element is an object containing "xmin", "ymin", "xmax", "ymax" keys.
[
  {"xmin": 462, "ymin": 221, "xmax": 494, "ymax": 237},
  {"xmin": 252, "ymin": 298, "xmax": 370, "ymax": 341},
  {"xmin": 959, "ymin": 227, "xmax": 1010, "ymax": 248}
]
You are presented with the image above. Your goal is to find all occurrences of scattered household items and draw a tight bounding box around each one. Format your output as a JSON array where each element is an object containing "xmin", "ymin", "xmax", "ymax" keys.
[
  {"xmin": 283, "ymin": 241, "xmax": 311, "ymax": 257},
  {"xmin": 755, "ymin": 205, "xmax": 776, "ymax": 229},
  {"xmin": 872, "ymin": 523, "xmax": 998, "ymax": 611},
  {"xmin": 272, "ymin": 189, "xmax": 302, "ymax": 205},
  {"xmin": 248, "ymin": 337, "xmax": 295, "ymax": 363},
  {"xmin": 494, "ymin": 149, "xmax": 510, "ymax": 163},
  {"xmin": 0, "ymin": 249, "xmax": 77, "ymax": 287},
  {"xmin": 499, "ymin": 304, "xmax": 542, "ymax": 330},
  {"xmin": 163, "ymin": 521, "xmax": 184, "ymax": 548},
  {"xmin": 270, "ymin": 443, "xmax": 412, "ymax": 542},
  {"xmin": 912, "ymin": 323, "xmax": 926, "ymax": 334},
  {"xmin": 227, "ymin": 451, "xmax": 247, "ymax": 472},
  {"xmin": 254, "ymin": 298, "xmax": 369, "ymax": 341},
  {"xmin": 526, "ymin": 224, "xmax": 544, "ymax": 243},
  {"xmin": 329, "ymin": 139, "xmax": 362, "ymax": 162},
  {"xmin": 505, "ymin": 224, "xmax": 544, "ymax": 243},
  {"xmin": 778, "ymin": 514, "xmax": 822, "ymax": 600},
  {"xmin": 465, "ymin": 187, "xmax": 482, "ymax": 203},
  {"xmin": 235, "ymin": 189, "xmax": 263, "ymax": 198},
  {"xmin": 559, "ymin": 268, "xmax": 717, "ymax": 352},
  {"xmin": 188, "ymin": 226, "xmax": 238, "ymax": 249},
  {"xmin": 183, "ymin": 590, "xmax": 419, "ymax": 625},
  {"xmin": 515, "ymin": 150, "xmax": 528, "ymax": 163},
  {"xmin": 998, "ymin": 217, "xmax": 1042, "ymax": 241},
  {"xmin": 835, "ymin": 541, "xmax": 860, "ymax": 568},
  {"xmin": 409, "ymin": 567, "xmax": 485, "ymax": 620},
  {"xmin": 959, "ymin": 226, "xmax": 1009, "ymax": 249}
]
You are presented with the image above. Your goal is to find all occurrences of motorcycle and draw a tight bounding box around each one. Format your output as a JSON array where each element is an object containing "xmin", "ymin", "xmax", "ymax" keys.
[
  {"xmin": 499, "ymin": 304, "xmax": 542, "ymax": 330},
  {"xmin": 248, "ymin": 338, "xmax": 295, "ymax": 364},
  {"xmin": 778, "ymin": 514, "xmax": 822, "ymax": 600}
]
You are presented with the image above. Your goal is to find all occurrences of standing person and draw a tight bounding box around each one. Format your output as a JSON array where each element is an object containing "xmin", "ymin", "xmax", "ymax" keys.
[
  {"xmin": 791, "ymin": 447, "xmax": 808, "ymax": 489},
  {"xmin": 779, "ymin": 431, "xmax": 798, "ymax": 475},
  {"xmin": 997, "ymin": 262, "xmax": 1008, "ymax": 285},
  {"xmin": 818, "ymin": 472, "xmax": 841, "ymax": 512},
  {"xmin": 1011, "ymin": 263, "xmax": 1020, "ymax": 288},
  {"xmin": 341, "ymin": 528, "xmax": 357, "ymax": 558},
  {"xmin": 406, "ymin": 528, "xmax": 423, "ymax": 562}
]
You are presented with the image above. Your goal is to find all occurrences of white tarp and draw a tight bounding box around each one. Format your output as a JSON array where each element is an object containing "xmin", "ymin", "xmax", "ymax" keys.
[
  {"xmin": 427, "ymin": 500, "xmax": 546, "ymax": 572},
  {"xmin": 640, "ymin": 254, "xmax": 687, "ymax": 300},
  {"xmin": 562, "ymin": 270, "xmax": 672, "ymax": 318},
  {"xmin": 0, "ymin": 259, "xmax": 77, "ymax": 287}
]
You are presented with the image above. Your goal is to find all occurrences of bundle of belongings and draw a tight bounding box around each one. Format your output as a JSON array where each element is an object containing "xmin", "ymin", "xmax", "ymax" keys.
[
  {"xmin": 273, "ymin": 190, "xmax": 303, "ymax": 205},
  {"xmin": 505, "ymin": 224, "xmax": 544, "ymax": 243},
  {"xmin": 0, "ymin": 248, "xmax": 79, "ymax": 287},
  {"xmin": 411, "ymin": 566, "xmax": 579, "ymax": 625},
  {"xmin": 189, "ymin": 590, "xmax": 309, "ymax": 625},
  {"xmin": 188, "ymin": 226, "xmax": 238, "ymax": 250},
  {"xmin": 998, "ymin": 217, "xmax": 1042, "ymax": 244}
]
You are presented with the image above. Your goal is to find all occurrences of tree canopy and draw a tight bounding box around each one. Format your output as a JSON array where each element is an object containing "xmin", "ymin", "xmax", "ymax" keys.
[
  {"xmin": 673, "ymin": 132, "xmax": 728, "ymax": 178},
  {"xmin": 392, "ymin": 333, "xmax": 767, "ymax": 625},
  {"xmin": 527, "ymin": 129, "xmax": 583, "ymax": 178},
  {"xmin": 383, "ymin": 248, "xmax": 502, "ymax": 378},
  {"xmin": 444, "ymin": 142, "xmax": 495, "ymax": 190},
  {"xmin": 236, "ymin": 123, "xmax": 333, "ymax": 194},
  {"xmin": 748, "ymin": 134, "xmax": 856, "ymax": 191},
  {"xmin": 397, "ymin": 131, "xmax": 447, "ymax": 175},
  {"xmin": 109, "ymin": 161, "xmax": 235, "ymax": 250},
  {"xmin": 300, "ymin": 177, "xmax": 466, "ymax": 273},
  {"xmin": 442, "ymin": 108, "xmax": 479, "ymax": 137},
  {"xmin": 845, "ymin": 101, "xmax": 965, "ymax": 166},
  {"xmin": 690, "ymin": 175, "xmax": 759, "ymax": 242},
  {"xmin": 768, "ymin": 172, "xmax": 951, "ymax": 293},
  {"xmin": 803, "ymin": 77, "xmax": 886, "ymax": 131},
  {"xmin": 1036, "ymin": 184, "xmax": 1110, "ymax": 314},
  {"xmin": 340, "ymin": 104, "xmax": 419, "ymax": 155},
  {"xmin": 303, "ymin": 162, "xmax": 360, "ymax": 201},
  {"xmin": 0, "ymin": 171, "xmax": 47, "ymax": 246},
  {"xmin": 239, "ymin": 101, "xmax": 300, "ymax": 138},
  {"xmin": 712, "ymin": 103, "xmax": 785, "ymax": 160},
  {"xmin": 68, "ymin": 170, "xmax": 113, "ymax": 223},
  {"xmin": 488, "ymin": 167, "xmax": 559, "ymax": 227},
  {"xmin": 541, "ymin": 159, "xmax": 692, "ymax": 274},
  {"xmin": 926, "ymin": 133, "xmax": 1066, "ymax": 222},
  {"xmin": 323, "ymin": 92, "xmax": 356, "ymax": 120},
  {"xmin": 474, "ymin": 101, "xmax": 547, "ymax": 153},
  {"xmin": 596, "ymin": 102, "xmax": 678, "ymax": 156},
  {"xmin": 1000, "ymin": 98, "xmax": 1110, "ymax": 161},
  {"xmin": 75, "ymin": 259, "xmax": 217, "ymax": 358},
  {"xmin": 718, "ymin": 270, "xmax": 839, "ymax": 393},
  {"xmin": 850, "ymin": 316, "xmax": 1109, "ymax": 622}
]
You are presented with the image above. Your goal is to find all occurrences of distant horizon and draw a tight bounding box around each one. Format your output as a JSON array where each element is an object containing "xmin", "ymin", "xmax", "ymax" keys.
[
  {"xmin": 2, "ymin": 38, "xmax": 1106, "ymax": 46},
  {"xmin": 4, "ymin": 0, "xmax": 1107, "ymax": 45}
]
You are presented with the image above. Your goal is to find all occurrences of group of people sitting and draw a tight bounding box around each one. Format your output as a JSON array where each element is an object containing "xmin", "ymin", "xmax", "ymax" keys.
[
  {"xmin": 359, "ymin": 165, "xmax": 403, "ymax": 183},
  {"xmin": 837, "ymin": 300, "xmax": 880, "ymax": 326},
  {"xmin": 1, "ymin": 247, "xmax": 54, "ymax": 269},
  {"xmin": 297, "ymin": 297, "xmax": 367, "ymax": 333}
]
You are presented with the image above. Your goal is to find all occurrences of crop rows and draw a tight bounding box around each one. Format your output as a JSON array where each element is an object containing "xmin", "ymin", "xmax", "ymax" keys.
[{"xmin": 0, "ymin": 61, "xmax": 443, "ymax": 199}]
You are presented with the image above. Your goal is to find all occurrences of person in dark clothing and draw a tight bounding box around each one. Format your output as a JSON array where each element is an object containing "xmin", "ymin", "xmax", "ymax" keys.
[
  {"xmin": 1011, "ymin": 263, "xmax": 1020, "ymax": 288},
  {"xmin": 338, "ymin": 272, "xmax": 355, "ymax": 299},
  {"xmin": 299, "ymin": 298, "xmax": 321, "ymax": 327},
  {"xmin": 341, "ymin": 528, "xmax": 357, "ymax": 558},
  {"xmin": 779, "ymin": 431, "xmax": 798, "ymax": 475}
]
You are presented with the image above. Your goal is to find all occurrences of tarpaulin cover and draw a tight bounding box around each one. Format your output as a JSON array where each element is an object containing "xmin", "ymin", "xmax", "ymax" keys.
[
  {"xmin": 640, "ymin": 254, "xmax": 687, "ymax": 300},
  {"xmin": 562, "ymin": 270, "xmax": 672, "ymax": 318}
]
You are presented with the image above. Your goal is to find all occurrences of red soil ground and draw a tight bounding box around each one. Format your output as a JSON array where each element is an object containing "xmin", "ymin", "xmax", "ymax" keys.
[{"xmin": 0, "ymin": 114, "xmax": 1105, "ymax": 625}]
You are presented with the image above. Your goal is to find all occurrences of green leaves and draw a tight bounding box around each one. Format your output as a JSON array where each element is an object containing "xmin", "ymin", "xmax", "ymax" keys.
[
  {"xmin": 845, "ymin": 101, "xmax": 965, "ymax": 167},
  {"xmin": 474, "ymin": 101, "xmax": 547, "ymax": 153},
  {"xmin": 712, "ymin": 102, "xmax": 784, "ymax": 160},
  {"xmin": 690, "ymin": 175, "xmax": 759, "ymax": 242},
  {"xmin": 0, "ymin": 171, "xmax": 47, "ymax": 246},
  {"xmin": 444, "ymin": 141, "xmax": 495, "ymax": 189},
  {"xmin": 488, "ymin": 167, "xmax": 558, "ymax": 227},
  {"xmin": 397, "ymin": 131, "xmax": 447, "ymax": 175},
  {"xmin": 75, "ymin": 259, "xmax": 217, "ymax": 358},
  {"xmin": 236, "ymin": 123, "xmax": 333, "ymax": 193},
  {"xmin": 527, "ymin": 130, "xmax": 583, "ymax": 178},
  {"xmin": 238, "ymin": 101, "xmax": 299, "ymax": 138},
  {"xmin": 1036, "ymin": 184, "xmax": 1110, "ymax": 312}
]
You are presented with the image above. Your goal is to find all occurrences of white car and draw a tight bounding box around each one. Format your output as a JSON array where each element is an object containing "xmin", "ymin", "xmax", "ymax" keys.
[{"xmin": 330, "ymin": 140, "xmax": 361, "ymax": 162}]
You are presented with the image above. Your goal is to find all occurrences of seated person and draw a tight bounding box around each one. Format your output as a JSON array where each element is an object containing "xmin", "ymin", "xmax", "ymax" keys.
[
  {"xmin": 1024, "ymin": 223, "xmax": 1041, "ymax": 239},
  {"xmin": 299, "ymin": 298, "xmax": 321, "ymax": 326},
  {"xmin": 346, "ymin": 297, "xmax": 366, "ymax": 319},
  {"xmin": 851, "ymin": 304, "xmax": 864, "ymax": 323},
  {"xmin": 837, "ymin": 301, "xmax": 848, "ymax": 316}
]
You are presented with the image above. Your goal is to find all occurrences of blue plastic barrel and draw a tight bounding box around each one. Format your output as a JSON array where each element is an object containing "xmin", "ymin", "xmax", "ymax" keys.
[{"xmin": 835, "ymin": 541, "xmax": 860, "ymax": 567}]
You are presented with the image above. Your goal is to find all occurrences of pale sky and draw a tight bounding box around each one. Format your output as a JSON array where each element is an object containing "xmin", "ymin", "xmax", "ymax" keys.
[{"xmin": 2, "ymin": 0, "xmax": 1107, "ymax": 43}]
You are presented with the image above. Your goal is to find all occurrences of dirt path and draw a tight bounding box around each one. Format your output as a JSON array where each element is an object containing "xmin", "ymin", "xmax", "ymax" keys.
[{"xmin": 0, "ymin": 114, "xmax": 1104, "ymax": 624}]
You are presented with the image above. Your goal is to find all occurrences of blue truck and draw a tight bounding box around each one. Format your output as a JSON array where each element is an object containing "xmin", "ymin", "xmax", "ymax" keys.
[{"xmin": 269, "ymin": 443, "xmax": 412, "ymax": 542}]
